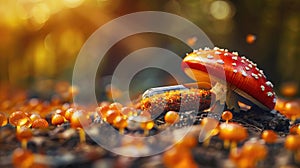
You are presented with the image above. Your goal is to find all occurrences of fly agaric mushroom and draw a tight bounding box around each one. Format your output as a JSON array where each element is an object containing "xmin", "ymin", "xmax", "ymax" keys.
[{"xmin": 182, "ymin": 47, "xmax": 276, "ymax": 112}]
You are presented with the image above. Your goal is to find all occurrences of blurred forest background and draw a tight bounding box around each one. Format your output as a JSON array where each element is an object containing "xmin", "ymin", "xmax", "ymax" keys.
[{"xmin": 0, "ymin": 0, "xmax": 299, "ymax": 100}]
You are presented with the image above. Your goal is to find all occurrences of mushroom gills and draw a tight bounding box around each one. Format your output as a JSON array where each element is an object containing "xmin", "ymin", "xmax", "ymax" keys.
[{"xmin": 184, "ymin": 67, "xmax": 270, "ymax": 111}]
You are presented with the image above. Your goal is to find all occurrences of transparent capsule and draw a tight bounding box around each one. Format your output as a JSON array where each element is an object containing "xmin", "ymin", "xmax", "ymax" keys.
[{"xmin": 141, "ymin": 83, "xmax": 211, "ymax": 118}]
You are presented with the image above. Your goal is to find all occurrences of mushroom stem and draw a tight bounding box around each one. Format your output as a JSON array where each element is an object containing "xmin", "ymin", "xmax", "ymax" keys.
[
  {"xmin": 231, "ymin": 142, "xmax": 237, "ymax": 150},
  {"xmin": 226, "ymin": 89, "xmax": 240, "ymax": 113},
  {"xmin": 21, "ymin": 139, "xmax": 27, "ymax": 150},
  {"xmin": 224, "ymin": 140, "xmax": 230, "ymax": 149},
  {"xmin": 78, "ymin": 128, "xmax": 86, "ymax": 143},
  {"xmin": 210, "ymin": 82, "xmax": 240, "ymax": 112}
]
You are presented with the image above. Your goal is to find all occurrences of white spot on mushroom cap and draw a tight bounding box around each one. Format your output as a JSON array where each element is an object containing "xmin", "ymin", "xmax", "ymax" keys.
[
  {"xmin": 204, "ymin": 47, "xmax": 210, "ymax": 50},
  {"xmin": 233, "ymin": 69, "xmax": 238, "ymax": 73},
  {"xmin": 215, "ymin": 51, "xmax": 221, "ymax": 55},
  {"xmin": 267, "ymin": 92, "xmax": 273, "ymax": 97},
  {"xmin": 251, "ymin": 73, "xmax": 259, "ymax": 79},
  {"xmin": 241, "ymin": 70, "xmax": 247, "ymax": 77},
  {"xmin": 232, "ymin": 56, "xmax": 238, "ymax": 60},
  {"xmin": 273, "ymin": 98, "xmax": 277, "ymax": 103},
  {"xmin": 224, "ymin": 53, "xmax": 229, "ymax": 56},
  {"xmin": 217, "ymin": 59, "xmax": 224, "ymax": 64},
  {"xmin": 266, "ymin": 81, "xmax": 274, "ymax": 88},
  {"xmin": 207, "ymin": 55, "xmax": 214, "ymax": 59},
  {"xmin": 261, "ymin": 85, "xmax": 265, "ymax": 91},
  {"xmin": 232, "ymin": 62, "xmax": 237, "ymax": 66},
  {"xmin": 213, "ymin": 47, "xmax": 219, "ymax": 50},
  {"xmin": 245, "ymin": 67, "xmax": 250, "ymax": 71},
  {"xmin": 232, "ymin": 52, "xmax": 238, "ymax": 55}
]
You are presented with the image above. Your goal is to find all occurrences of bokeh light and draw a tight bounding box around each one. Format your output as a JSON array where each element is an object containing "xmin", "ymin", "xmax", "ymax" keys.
[
  {"xmin": 209, "ymin": 0, "xmax": 235, "ymax": 20},
  {"xmin": 0, "ymin": 0, "xmax": 299, "ymax": 99}
]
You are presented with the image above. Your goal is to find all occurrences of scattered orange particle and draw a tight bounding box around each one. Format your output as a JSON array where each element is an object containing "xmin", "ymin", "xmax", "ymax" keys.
[
  {"xmin": 280, "ymin": 82, "xmax": 298, "ymax": 97},
  {"xmin": 32, "ymin": 118, "xmax": 49, "ymax": 129},
  {"xmin": 261, "ymin": 130, "xmax": 278, "ymax": 143},
  {"xmin": 64, "ymin": 108, "xmax": 75, "ymax": 121},
  {"xmin": 219, "ymin": 122, "xmax": 248, "ymax": 148},
  {"xmin": 282, "ymin": 100, "xmax": 300, "ymax": 122},
  {"xmin": 12, "ymin": 148, "xmax": 34, "ymax": 168},
  {"xmin": 70, "ymin": 110, "xmax": 91, "ymax": 128},
  {"xmin": 51, "ymin": 114, "xmax": 65, "ymax": 125},
  {"xmin": 274, "ymin": 98, "xmax": 287, "ymax": 112},
  {"xmin": 222, "ymin": 111, "xmax": 233, "ymax": 123},
  {"xmin": 186, "ymin": 37, "xmax": 197, "ymax": 46},
  {"xmin": 285, "ymin": 135, "xmax": 300, "ymax": 151},
  {"xmin": 9, "ymin": 111, "xmax": 32, "ymax": 127},
  {"xmin": 246, "ymin": 34, "xmax": 256, "ymax": 44},
  {"xmin": 164, "ymin": 111, "xmax": 180, "ymax": 124},
  {"xmin": 113, "ymin": 116, "xmax": 128, "ymax": 134},
  {"xmin": 106, "ymin": 110, "xmax": 120, "ymax": 124},
  {"xmin": 140, "ymin": 120, "xmax": 155, "ymax": 135}
]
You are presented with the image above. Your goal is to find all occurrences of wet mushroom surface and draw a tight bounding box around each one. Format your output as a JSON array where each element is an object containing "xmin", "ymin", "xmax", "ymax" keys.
[{"xmin": 0, "ymin": 48, "xmax": 300, "ymax": 168}]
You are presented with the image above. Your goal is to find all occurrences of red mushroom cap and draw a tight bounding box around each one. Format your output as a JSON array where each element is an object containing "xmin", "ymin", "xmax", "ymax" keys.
[{"xmin": 181, "ymin": 47, "xmax": 276, "ymax": 110}]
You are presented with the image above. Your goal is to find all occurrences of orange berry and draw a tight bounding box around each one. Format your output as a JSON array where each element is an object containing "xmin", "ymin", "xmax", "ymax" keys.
[
  {"xmin": 282, "ymin": 100, "xmax": 300, "ymax": 121},
  {"xmin": 70, "ymin": 110, "xmax": 91, "ymax": 128},
  {"xmin": 51, "ymin": 114, "xmax": 65, "ymax": 125},
  {"xmin": 222, "ymin": 111, "xmax": 233, "ymax": 123},
  {"xmin": 32, "ymin": 119, "xmax": 49, "ymax": 129},
  {"xmin": 113, "ymin": 116, "xmax": 128, "ymax": 128},
  {"xmin": 246, "ymin": 34, "xmax": 256, "ymax": 44},
  {"xmin": 106, "ymin": 110, "xmax": 120, "ymax": 124},
  {"xmin": 219, "ymin": 122, "xmax": 248, "ymax": 148},
  {"xmin": 96, "ymin": 105, "xmax": 110, "ymax": 118},
  {"xmin": 9, "ymin": 111, "xmax": 32, "ymax": 127},
  {"xmin": 12, "ymin": 148, "xmax": 34, "ymax": 168},
  {"xmin": 64, "ymin": 108, "xmax": 75, "ymax": 121},
  {"xmin": 140, "ymin": 120, "xmax": 154, "ymax": 131},
  {"xmin": 0, "ymin": 111, "xmax": 8, "ymax": 126},
  {"xmin": 285, "ymin": 134, "xmax": 300, "ymax": 151},
  {"xmin": 261, "ymin": 130, "xmax": 278, "ymax": 143},
  {"xmin": 164, "ymin": 111, "xmax": 179, "ymax": 124}
]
